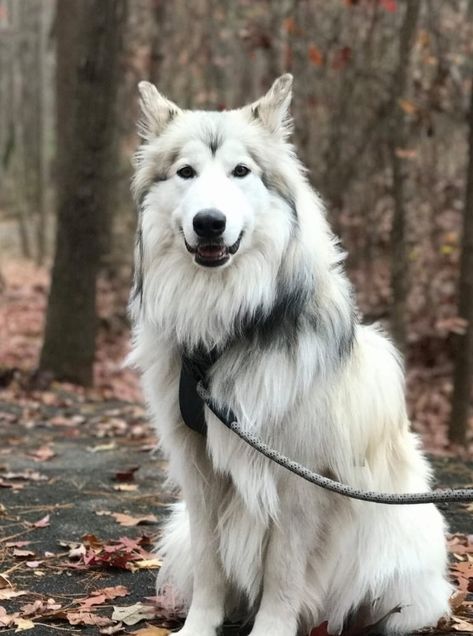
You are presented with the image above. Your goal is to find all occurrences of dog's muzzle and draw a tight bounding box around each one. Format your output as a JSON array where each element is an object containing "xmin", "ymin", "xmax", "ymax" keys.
[{"xmin": 184, "ymin": 233, "xmax": 243, "ymax": 267}]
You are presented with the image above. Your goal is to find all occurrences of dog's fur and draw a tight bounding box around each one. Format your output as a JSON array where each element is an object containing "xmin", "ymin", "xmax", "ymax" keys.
[{"xmin": 128, "ymin": 75, "xmax": 451, "ymax": 636}]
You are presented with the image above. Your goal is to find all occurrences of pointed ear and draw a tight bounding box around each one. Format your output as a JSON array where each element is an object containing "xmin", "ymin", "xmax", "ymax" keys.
[
  {"xmin": 137, "ymin": 81, "xmax": 182, "ymax": 140},
  {"xmin": 247, "ymin": 74, "xmax": 293, "ymax": 137}
]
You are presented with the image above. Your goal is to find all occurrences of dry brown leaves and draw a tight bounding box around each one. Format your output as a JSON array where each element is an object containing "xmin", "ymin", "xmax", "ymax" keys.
[
  {"xmin": 63, "ymin": 533, "xmax": 161, "ymax": 571},
  {"xmin": 0, "ymin": 521, "xmax": 169, "ymax": 632},
  {"xmin": 0, "ymin": 578, "xmax": 164, "ymax": 632},
  {"xmin": 0, "ymin": 260, "xmax": 142, "ymax": 402},
  {"xmin": 96, "ymin": 511, "xmax": 158, "ymax": 528}
]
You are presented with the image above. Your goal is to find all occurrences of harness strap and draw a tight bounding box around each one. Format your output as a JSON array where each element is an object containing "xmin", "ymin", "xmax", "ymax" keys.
[
  {"xmin": 179, "ymin": 348, "xmax": 220, "ymax": 435},
  {"xmin": 179, "ymin": 355, "xmax": 473, "ymax": 504}
]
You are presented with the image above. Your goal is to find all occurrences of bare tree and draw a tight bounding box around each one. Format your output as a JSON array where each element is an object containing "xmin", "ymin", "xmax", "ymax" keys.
[
  {"xmin": 449, "ymin": 78, "xmax": 473, "ymax": 445},
  {"xmin": 389, "ymin": 0, "xmax": 421, "ymax": 352},
  {"xmin": 39, "ymin": 0, "xmax": 128, "ymax": 386},
  {"xmin": 149, "ymin": 0, "xmax": 167, "ymax": 85}
]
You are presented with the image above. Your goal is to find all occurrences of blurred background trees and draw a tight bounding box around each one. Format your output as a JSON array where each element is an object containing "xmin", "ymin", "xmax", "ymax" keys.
[
  {"xmin": 39, "ymin": 0, "xmax": 128, "ymax": 386},
  {"xmin": 0, "ymin": 0, "xmax": 472, "ymax": 447}
]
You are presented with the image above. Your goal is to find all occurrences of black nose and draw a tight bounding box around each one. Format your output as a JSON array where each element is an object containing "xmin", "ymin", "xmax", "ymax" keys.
[{"xmin": 193, "ymin": 209, "xmax": 226, "ymax": 238}]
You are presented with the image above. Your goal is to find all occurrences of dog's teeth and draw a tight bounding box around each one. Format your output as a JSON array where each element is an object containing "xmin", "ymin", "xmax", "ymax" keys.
[{"xmin": 198, "ymin": 246, "xmax": 226, "ymax": 258}]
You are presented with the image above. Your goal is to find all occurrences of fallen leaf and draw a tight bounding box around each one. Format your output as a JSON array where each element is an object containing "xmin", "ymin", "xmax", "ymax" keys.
[
  {"xmin": 451, "ymin": 616, "xmax": 473, "ymax": 632},
  {"xmin": 1, "ymin": 470, "xmax": 47, "ymax": 482},
  {"xmin": 131, "ymin": 558, "xmax": 162, "ymax": 570},
  {"xmin": 114, "ymin": 466, "xmax": 139, "ymax": 482},
  {"xmin": 95, "ymin": 586, "xmax": 129, "ymax": 600},
  {"xmin": 131, "ymin": 627, "xmax": 171, "ymax": 636},
  {"xmin": 0, "ymin": 575, "xmax": 12, "ymax": 589},
  {"xmin": 13, "ymin": 549, "xmax": 35, "ymax": 558},
  {"xmin": 114, "ymin": 484, "xmax": 139, "ymax": 492},
  {"xmin": 310, "ymin": 621, "xmax": 330, "ymax": 636},
  {"xmin": 29, "ymin": 446, "xmax": 56, "ymax": 462},
  {"xmin": 5, "ymin": 541, "xmax": 31, "ymax": 548},
  {"xmin": 112, "ymin": 603, "xmax": 156, "ymax": 626},
  {"xmin": 0, "ymin": 590, "xmax": 27, "ymax": 600},
  {"xmin": 13, "ymin": 617, "xmax": 35, "ymax": 631},
  {"xmin": 81, "ymin": 533, "xmax": 103, "ymax": 548},
  {"xmin": 111, "ymin": 513, "xmax": 157, "ymax": 527},
  {"xmin": 32, "ymin": 514, "xmax": 50, "ymax": 528},
  {"xmin": 0, "ymin": 606, "xmax": 17, "ymax": 628},
  {"xmin": 97, "ymin": 511, "xmax": 158, "ymax": 527},
  {"xmin": 19, "ymin": 600, "xmax": 44, "ymax": 616},
  {"xmin": 67, "ymin": 611, "xmax": 113, "ymax": 627},
  {"xmin": 100, "ymin": 623, "xmax": 125, "ymax": 634},
  {"xmin": 450, "ymin": 590, "xmax": 468, "ymax": 611},
  {"xmin": 79, "ymin": 586, "xmax": 128, "ymax": 609},
  {"xmin": 0, "ymin": 478, "xmax": 23, "ymax": 490},
  {"xmin": 68, "ymin": 544, "xmax": 86, "ymax": 559},
  {"xmin": 88, "ymin": 442, "xmax": 117, "ymax": 453},
  {"xmin": 79, "ymin": 594, "xmax": 107, "ymax": 609}
]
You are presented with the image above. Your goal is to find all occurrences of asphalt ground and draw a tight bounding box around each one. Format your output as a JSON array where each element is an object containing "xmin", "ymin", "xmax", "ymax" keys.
[{"xmin": 0, "ymin": 392, "xmax": 471, "ymax": 635}]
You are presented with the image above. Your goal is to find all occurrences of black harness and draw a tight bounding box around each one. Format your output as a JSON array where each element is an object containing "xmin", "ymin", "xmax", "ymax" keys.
[
  {"xmin": 179, "ymin": 349, "xmax": 220, "ymax": 435},
  {"xmin": 178, "ymin": 349, "xmax": 473, "ymax": 505}
]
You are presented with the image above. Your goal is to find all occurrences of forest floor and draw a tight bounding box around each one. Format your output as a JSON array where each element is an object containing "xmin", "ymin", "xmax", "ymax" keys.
[
  {"xmin": 0, "ymin": 388, "xmax": 472, "ymax": 636},
  {"xmin": 0, "ymin": 260, "xmax": 472, "ymax": 634}
]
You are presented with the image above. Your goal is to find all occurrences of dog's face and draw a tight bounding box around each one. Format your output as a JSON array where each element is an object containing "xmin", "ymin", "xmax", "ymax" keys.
[
  {"xmin": 151, "ymin": 125, "xmax": 267, "ymax": 269},
  {"xmin": 133, "ymin": 75, "xmax": 297, "ymax": 270}
]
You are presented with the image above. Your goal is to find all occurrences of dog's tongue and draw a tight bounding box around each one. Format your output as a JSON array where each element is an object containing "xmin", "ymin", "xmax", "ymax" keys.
[{"xmin": 197, "ymin": 244, "xmax": 226, "ymax": 259}]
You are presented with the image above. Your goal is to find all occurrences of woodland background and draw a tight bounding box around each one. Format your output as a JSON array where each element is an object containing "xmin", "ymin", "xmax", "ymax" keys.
[{"xmin": 0, "ymin": 0, "xmax": 473, "ymax": 456}]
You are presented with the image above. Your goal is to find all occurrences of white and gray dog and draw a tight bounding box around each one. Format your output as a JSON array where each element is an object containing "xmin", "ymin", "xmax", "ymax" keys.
[{"xmin": 128, "ymin": 75, "xmax": 451, "ymax": 635}]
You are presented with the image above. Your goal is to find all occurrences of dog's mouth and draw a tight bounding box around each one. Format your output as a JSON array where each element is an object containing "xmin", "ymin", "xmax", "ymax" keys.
[{"xmin": 184, "ymin": 233, "xmax": 243, "ymax": 268}]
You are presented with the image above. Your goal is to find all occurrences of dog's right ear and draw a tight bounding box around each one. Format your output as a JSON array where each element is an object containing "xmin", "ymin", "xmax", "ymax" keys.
[{"xmin": 137, "ymin": 81, "xmax": 182, "ymax": 140}]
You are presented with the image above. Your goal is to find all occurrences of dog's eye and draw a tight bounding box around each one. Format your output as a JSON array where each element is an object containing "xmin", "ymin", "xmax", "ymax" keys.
[
  {"xmin": 232, "ymin": 164, "xmax": 250, "ymax": 178},
  {"xmin": 177, "ymin": 166, "xmax": 196, "ymax": 179}
]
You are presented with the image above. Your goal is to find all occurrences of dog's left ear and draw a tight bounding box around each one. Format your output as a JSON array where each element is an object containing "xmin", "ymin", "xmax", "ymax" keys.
[
  {"xmin": 246, "ymin": 74, "xmax": 293, "ymax": 137},
  {"xmin": 137, "ymin": 81, "xmax": 182, "ymax": 140}
]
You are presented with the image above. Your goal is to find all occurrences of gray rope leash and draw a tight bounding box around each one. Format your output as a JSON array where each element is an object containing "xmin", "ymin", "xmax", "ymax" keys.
[{"xmin": 196, "ymin": 382, "xmax": 473, "ymax": 505}]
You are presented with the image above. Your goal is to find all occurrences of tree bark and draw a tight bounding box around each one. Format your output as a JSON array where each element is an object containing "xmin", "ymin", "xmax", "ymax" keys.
[
  {"xmin": 389, "ymin": 0, "xmax": 421, "ymax": 353},
  {"xmin": 449, "ymin": 79, "xmax": 473, "ymax": 445},
  {"xmin": 149, "ymin": 0, "xmax": 167, "ymax": 86},
  {"xmin": 39, "ymin": 0, "xmax": 128, "ymax": 386},
  {"xmin": 35, "ymin": 0, "xmax": 48, "ymax": 265}
]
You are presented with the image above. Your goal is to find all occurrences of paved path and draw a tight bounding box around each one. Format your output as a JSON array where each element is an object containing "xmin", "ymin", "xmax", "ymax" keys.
[{"xmin": 0, "ymin": 392, "xmax": 471, "ymax": 634}]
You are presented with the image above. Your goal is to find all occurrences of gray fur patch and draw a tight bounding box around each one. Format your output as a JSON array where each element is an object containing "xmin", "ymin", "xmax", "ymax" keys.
[
  {"xmin": 132, "ymin": 225, "xmax": 144, "ymax": 308},
  {"xmin": 261, "ymin": 172, "xmax": 298, "ymax": 220},
  {"xmin": 208, "ymin": 131, "xmax": 223, "ymax": 156}
]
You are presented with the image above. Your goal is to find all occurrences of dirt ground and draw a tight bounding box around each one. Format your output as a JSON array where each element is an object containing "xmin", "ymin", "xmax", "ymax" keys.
[{"xmin": 0, "ymin": 390, "xmax": 472, "ymax": 635}]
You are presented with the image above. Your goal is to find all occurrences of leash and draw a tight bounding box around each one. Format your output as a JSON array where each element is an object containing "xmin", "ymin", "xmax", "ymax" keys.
[{"xmin": 190, "ymin": 380, "xmax": 473, "ymax": 505}]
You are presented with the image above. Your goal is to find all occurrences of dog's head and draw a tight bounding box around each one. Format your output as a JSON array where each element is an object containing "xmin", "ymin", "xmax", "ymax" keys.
[
  {"xmin": 130, "ymin": 76, "xmax": 353, "ymax": 358},
  {"xmin": 133, "ymin": 74, "xmax": 300, "ymax": 270}
]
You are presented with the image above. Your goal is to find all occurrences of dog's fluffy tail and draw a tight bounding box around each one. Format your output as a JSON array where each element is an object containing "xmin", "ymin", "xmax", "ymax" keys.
[{"xmin": 156, "ymin": 501, "xmax": 193, "ymax": 606}]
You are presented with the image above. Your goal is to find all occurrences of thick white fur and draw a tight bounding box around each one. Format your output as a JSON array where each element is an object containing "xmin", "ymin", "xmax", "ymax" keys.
[{"xmin": 129, "ymin": 75, "xmax": 451, "ymax": 635}]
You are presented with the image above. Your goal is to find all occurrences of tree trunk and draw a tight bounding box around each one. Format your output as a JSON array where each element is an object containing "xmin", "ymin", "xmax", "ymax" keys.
[
  {"xmin": 389, "ymin": 0, "xmax": 421, "ymax": 353},
  {"xmin": 35, "ymin": 0, "xmax": 48, "ymax": 265},
  {"xmin": 39, "ymin": 0, "xmax": 128, "ymax": 386},
  {"xmin": 449, "ymin": 79, "xmax": 473, "ymax": 445},
  {"xmin": 149, "ymin": 0, "xmax": 167, "ymax": 85}
]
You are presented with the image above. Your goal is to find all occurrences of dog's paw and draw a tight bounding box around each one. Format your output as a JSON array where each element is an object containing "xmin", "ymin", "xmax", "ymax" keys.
[{"xmin": 248, "ymin": 614, "xmax": 298, "ymax": 636}]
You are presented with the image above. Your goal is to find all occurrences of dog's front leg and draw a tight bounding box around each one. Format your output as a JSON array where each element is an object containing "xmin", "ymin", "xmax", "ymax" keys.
[
  {"xmin": 174, "ymin": 448, "xmax": 226, "ymax": 636},
  {"xmin": 249, "ymin": 482, "xmax": 320, "ymax": 636}
]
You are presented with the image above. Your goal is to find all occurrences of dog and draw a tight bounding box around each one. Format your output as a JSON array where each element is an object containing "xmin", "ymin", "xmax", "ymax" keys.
[{"xmin": 128, "ymin": 74, "xmax": 451, "ymax": 636}]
